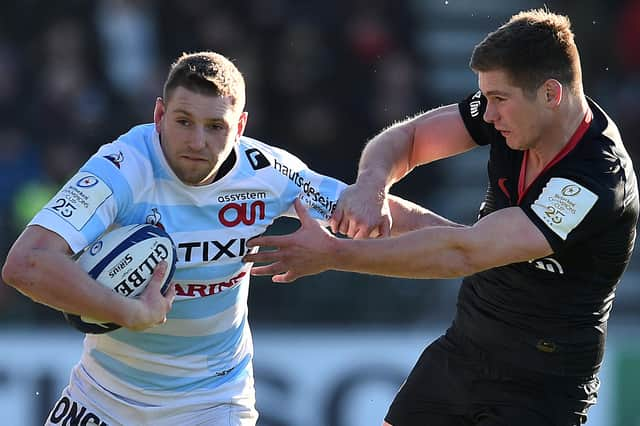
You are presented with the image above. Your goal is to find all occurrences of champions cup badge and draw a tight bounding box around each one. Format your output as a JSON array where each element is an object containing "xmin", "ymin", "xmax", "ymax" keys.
[
  {"xmin": 77, "ymin": 176, "xmax": 99, "ymax": 188},
  {"xmin": 561, "ymin": 184, "xmax": 581, "ymax": 196}
]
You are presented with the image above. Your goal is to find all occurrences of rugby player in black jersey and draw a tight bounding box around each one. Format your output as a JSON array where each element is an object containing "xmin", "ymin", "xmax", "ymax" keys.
[{"xmin": 244, "ymin": 8, "xmax": 639, "ymax": 426}]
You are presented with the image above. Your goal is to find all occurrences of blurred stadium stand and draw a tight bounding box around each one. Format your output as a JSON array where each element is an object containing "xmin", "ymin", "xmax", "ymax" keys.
[
  {"xmin": 0, "ymin": 0, "xmax": 640, "ymax": 325},
  {"xmin": 1, "ymin": 1, "xmax": 639, "ymax": 425},
  {"xmin": 0, "ymin": 0, "xmax": 638, "ymax": 327}
]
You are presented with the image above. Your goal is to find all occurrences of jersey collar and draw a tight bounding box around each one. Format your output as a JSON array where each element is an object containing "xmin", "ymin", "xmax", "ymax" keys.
[{"xmin": 517, "ymin": 108, "xmax": 593, "ymax": 205}]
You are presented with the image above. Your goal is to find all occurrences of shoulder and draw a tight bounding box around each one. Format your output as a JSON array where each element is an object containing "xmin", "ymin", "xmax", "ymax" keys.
[
  {"xmin": 536, "ymin": 160, "xmax": 633, "ymax": 239},
  {"xmin": 567, "ymin": 102, "xmax": 637, "ymax": 206},
  {"xmin": 86, "ymin": 123, "xmax": 159, "ymax": 191},
  {"xmin": 109, "ymin": 123, "xmax": 157, "ymax": 157},
  {"xmin": 238, "ymin": 136, "xmax": 308, "ymax": 171},
  {"xmin": 94, "ymin": 123, "xmax": 156, "ymax": 163},
  {"xmin": 584, "ymin": 98, "xmax": 631, "ymax": 168}
]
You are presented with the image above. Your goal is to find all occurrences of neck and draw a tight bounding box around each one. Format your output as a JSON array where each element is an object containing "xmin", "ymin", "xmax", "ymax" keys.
[
  {"xmin": 528, "ymin": 93, "xmax": 589, "ymax": 167},
  {"xmin": 212, "ymin": 149, "xmax": 237, "ymax": 184}
]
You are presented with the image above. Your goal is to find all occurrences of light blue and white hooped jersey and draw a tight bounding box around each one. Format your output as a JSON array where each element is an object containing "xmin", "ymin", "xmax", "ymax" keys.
[{"xmin": 30, "ymin": 123, "xmax": 346, "ymax": 406}]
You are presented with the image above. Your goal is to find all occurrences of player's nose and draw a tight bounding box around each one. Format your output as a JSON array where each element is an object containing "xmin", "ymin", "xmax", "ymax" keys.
[
  {"xmin": 189, "ymin": 127, "xmax": 207, "ymax": 150},
  {"xmin": 483, "ymin": 103, "xmax": 497, "ymax": 124}
]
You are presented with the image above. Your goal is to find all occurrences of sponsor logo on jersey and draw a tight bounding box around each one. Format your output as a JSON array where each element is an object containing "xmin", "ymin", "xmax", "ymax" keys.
[
  {"xmin": 45, "ymin": 172, "xmax": 113, "ymax": 231},
  {"xmin": 273, "ymin": 159, "xmax": 338, "ymax": 217},
  {"xmin": 219, "ymin": 201, "xmax": 266, "ymax": 227},
  {"xmin": 470, "ymin": 90, "xmax": 482, "ymax": 118},
  {"xmin": 77, "ymin": 176, "xmax": 99, "ymax": 188},
  {"xmin": 245, "ymin": 148, "xmax": 271, "ymax": 170},
  {"xmin": 145, "ymin": 207, "xmax": 165, "ymax": 231},
  {"xmin": 531, "ymin": 177, "xmax": 598, "ymax": 240},
  {"xmin": 48, "ymin": 396, "xmax": 107, "ymax": 426},
  {"xmin": 215, "ymin": 366, "xmax": 236, "ymax": 377},
  {"xmin": 174, "ymin": 271, "xmax": 247, "ymax": 297},
  {"xmin": 529, "ymin": 257, "xmax": 564, "ymax": 274},
  {"xmin": 217, "ymin": 191, "xmax": 267, "ymax": 203},
  {"xmin": 561, "ymin": 184, "xmax": 581, "ymax": 196},
  {"xmin": 177, "ymin": 237, "xmax": 258, "ymax": 263},
  {"xmin": 536, "ymin": 339, "xmax": 558, "ymax": 353},
  {"xmin": 103, "ymin": 151, "xmax": 124, "ymax": 168}
]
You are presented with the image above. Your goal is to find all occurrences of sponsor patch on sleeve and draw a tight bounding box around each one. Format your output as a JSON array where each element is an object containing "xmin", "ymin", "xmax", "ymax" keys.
[
  {"xmin": 530, "ymin": 177, "xmax": 598, "ymax": 240},
  {"xmin": 44, "ymin": 172, "xmax": 112, "ymax": 230},
  {"xmin": 469, "ymin": 90, "xmax": 482, "ymax": 118}
]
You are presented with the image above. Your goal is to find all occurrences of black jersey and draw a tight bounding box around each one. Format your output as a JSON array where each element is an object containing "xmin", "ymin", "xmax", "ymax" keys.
[{"xmin": 454, "ymin": 91, "xmax": 639, "ymax": 377}]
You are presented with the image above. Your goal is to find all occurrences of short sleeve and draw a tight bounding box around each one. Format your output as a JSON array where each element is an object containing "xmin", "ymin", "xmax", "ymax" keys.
[
  {"xmin": 265, "ymin": 145, "xmax": 347, "ymax": 225},
  {"xmin": 519, "ymin": 174, "xmax": 616, "ymax": 252},
  {"xmin": 28, "ymin": 131, "xmax": 152, "ymax": 253},
  {"xmin": 29, "ymin": 168, "xmax": 117, "ymax": 253}
]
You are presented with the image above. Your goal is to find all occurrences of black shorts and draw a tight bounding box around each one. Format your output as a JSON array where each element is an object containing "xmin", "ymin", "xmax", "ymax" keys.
[{"xmin": 385, "ymin": 328, "xmax": 599, "ymax": 426}]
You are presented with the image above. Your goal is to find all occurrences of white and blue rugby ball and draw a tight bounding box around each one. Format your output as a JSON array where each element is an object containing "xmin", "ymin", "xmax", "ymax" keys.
[{"xmin": 64, "ymin": 224, "xmax": 177, "ymax": 334}]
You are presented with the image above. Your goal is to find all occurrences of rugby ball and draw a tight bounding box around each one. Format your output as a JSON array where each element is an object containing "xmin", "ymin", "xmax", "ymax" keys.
[{"xmin": 63, "ymin": 224, "xmax": 177, "ymax": 334}]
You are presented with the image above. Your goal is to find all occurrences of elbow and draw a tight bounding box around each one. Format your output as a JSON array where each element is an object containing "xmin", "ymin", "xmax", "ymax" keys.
[
  {"xmin": 2, "ymin": 258, "xmax": 18, "ymax": 289},
  {"xmin": 2, "ymin": 247, "xmax": 34, "ymax": 291}
]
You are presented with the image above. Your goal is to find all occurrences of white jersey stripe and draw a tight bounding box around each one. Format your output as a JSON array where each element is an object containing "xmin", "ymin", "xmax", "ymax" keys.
[
  {"xmin": 168, "ymin": 285, "xmax": 244, "ymax": 319},
  {"xmin": 146, "ymin": 301, "xmax": 245, "ymax": 337},
  {"xmin": 87, "ymin": 350, "xmax": 251, "ymax": 392},
  {"xmin": 107, "ymin": 317, "xmax": 246, "ymax": 355},
  {"xmin": 93, "ymin": 337, "xmax": 212, "ymax": 377}
]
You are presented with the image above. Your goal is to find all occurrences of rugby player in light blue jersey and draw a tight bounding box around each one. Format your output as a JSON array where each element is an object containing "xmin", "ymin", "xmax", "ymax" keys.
[{"xmin": 3, "ymin": 51, "xmax": 358, "ymax": 425}]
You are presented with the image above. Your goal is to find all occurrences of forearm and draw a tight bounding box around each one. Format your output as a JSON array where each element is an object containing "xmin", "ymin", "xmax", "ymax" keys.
[
  {"xmin": 4, "ymin": 248, "xmax": 133, "ymax": 325},
  {"xmin": 356, "ymin": 122, "xmax": 416, "ymax": 192},
  {"xmin": 387, "ymin": 195, "xmax": 465, "ymax": 236},
  {"xmin": 248, "ymin": 202, "xmax": 552, "ymax": 283},
  {"xmin": 356, "ymin": 105, "xmax": 475, "ymax": 193},
  {"xmin": 331, "ymin": 226, "xmax": 474, "ymax": 279}
]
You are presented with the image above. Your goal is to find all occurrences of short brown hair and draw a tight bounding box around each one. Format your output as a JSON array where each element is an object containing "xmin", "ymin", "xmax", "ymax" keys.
[
  {"xmin": 469, "ymin": 9, "xmax": 582, "ymax": 95},
  {"xmin": 163, "ymin": 51, "xmax": 246, "ymax": 111}
]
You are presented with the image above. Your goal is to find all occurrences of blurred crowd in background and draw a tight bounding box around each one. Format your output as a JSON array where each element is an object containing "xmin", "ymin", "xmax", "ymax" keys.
[{"xmin": 0, "ymin": 0, "xmax": 638, "ymax": 327}]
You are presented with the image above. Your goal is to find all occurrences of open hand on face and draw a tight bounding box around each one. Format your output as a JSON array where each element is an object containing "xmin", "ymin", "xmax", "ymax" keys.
[
  {"xmin": 328, "ymin": 182, "xmax": 392, "ymax": 239},
  {"xmin": 243, "ymin": 199, "xmax": 337, "ymax": 283}
]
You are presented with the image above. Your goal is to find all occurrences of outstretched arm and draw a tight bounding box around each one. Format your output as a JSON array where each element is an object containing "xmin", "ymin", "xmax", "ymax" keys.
[
  {"xmin": 386, "ymin": 194, "xmax": 464, "ymax": 236},
  {"xmin": 2, "ymin": 225, "xmax": 175, "ymax": 331},
  {"xmin": 330, "ymin": 104, "xmax": 477, "ymax": 238},
  {"xmin": 244, "ymin": 199, "xmax": 552, "ymax": 283}
]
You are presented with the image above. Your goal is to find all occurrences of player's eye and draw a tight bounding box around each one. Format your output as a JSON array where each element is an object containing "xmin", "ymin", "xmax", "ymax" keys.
[
  {"xmin": 176, "ymin": 119, "xmax": 190, "ymax": 126},
  {"xmin": 207, "ymin": 124, "xmax": 223, "ymax": 130}
]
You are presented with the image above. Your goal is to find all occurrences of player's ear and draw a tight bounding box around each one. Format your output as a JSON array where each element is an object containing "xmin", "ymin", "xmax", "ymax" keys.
[
  {"xmin": 236, "ymin": 111, "xmax": 248, "ymax": 140},
  {"xmin": 541, "ymin": 79, "xmax": 562, "ymax": 108},
  {"xmin": 154, "ymin": 97, "xmax": 165, "ymax": 133}
]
